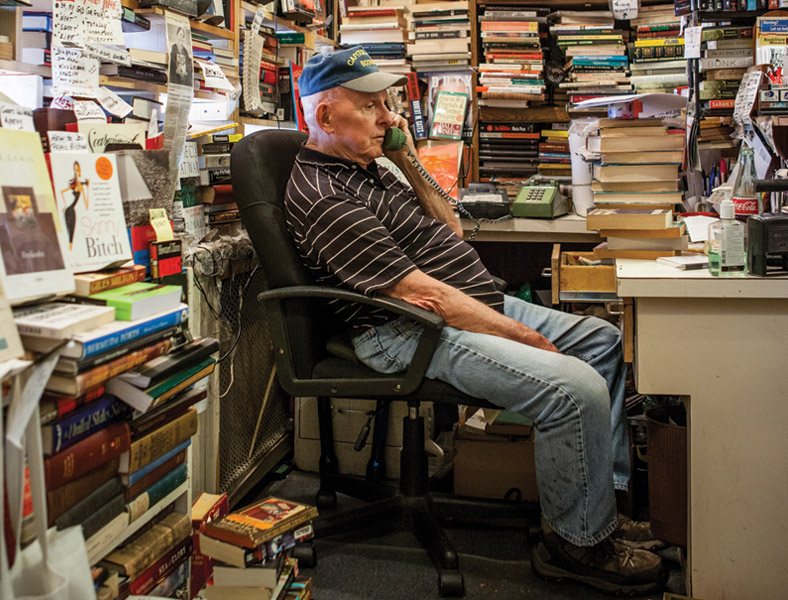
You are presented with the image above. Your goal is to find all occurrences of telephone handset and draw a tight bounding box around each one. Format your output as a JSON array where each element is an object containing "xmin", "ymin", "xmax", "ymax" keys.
[{"xmin": 383, "ymin": 127, "xmax": 407, "ymax": 152}]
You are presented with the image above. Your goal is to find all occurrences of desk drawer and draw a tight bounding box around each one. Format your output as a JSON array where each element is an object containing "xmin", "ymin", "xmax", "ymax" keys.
[{"xmin": 551, "ymin": 245, "xmax": 617, "ymax": 304}]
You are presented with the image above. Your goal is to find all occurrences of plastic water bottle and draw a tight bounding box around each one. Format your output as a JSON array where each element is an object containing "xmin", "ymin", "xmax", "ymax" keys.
[{"xmin": 708, "ymin": 198, "xmax": 746, "ymax": 276}]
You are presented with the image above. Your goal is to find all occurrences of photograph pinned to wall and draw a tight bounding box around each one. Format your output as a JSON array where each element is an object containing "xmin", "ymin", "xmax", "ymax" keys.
[
  {"xmin": 0, "ymin": 130, "xmax": 74, "ymax": 304},
  {"xmin": 50, "ymin": 153, "xmax": 132, "ymax": 273},
  {"xmin": 426, "ymin": 71, "xmax": 472, "ymax": 137},
  {"xmin": 167, "ymin": 20, "xmax": 194, "ymax": 89}
]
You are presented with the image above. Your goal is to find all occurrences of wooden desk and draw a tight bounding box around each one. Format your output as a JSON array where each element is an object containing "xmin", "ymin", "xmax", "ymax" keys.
[
  {"xmin": 461, "ymin": 214, "xmax": 602, "ymax": 243},
  {"xmin": 616, "ymin": 260, "xmax": 788, "ymax": 600}
]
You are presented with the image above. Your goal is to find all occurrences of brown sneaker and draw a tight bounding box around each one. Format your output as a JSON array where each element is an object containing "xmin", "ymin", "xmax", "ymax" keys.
[
  {"xmin": 611, "ymin": 514, "xmax": 666, "ymax": 551},
  {"xmin": 532, "ymin": 523, "xmax": 668, "ymax": 596}
]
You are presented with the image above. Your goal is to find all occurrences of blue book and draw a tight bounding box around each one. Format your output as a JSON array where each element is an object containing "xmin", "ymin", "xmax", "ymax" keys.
[
  {"xmin": 21, "ymin": 304, "xmax": 188, "ymax": 359},
  {"xmin": 42, "ymin": 394, "xmax": 128, "ymax": 456},
  {"xmin": 125, "ymin": 439, "xmax": 190, "ymax": 486}
]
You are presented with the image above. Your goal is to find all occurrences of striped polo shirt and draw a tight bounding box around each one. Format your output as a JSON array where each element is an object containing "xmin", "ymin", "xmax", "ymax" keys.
[{"xmin": 284, "ymin": 145, "xmax": 503, "ymax": 332}]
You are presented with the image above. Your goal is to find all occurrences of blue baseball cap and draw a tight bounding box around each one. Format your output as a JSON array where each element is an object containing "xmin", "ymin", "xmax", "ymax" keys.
[{"xmin": 298, "ymin": 46, "xmax": 407, "ymax": 97}]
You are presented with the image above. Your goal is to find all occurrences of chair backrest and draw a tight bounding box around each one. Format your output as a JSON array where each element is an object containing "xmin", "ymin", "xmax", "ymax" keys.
[{"xmin": 232, "ymin": 129, "xmax": 334, "ymax": 382}]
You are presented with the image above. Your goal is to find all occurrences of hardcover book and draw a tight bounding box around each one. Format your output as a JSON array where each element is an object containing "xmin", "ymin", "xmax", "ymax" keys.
[
  {"xmin": 42, "ymin": 393, "xmax": 129, "ymax": 456},
  {"xmin": 73, "ymin": 264, "xmax": 146, "ymax": 297},
  {"xmin": 53, "ymin": 476, "xmax": 124, "ymax": 531},
  {"xmin": 586, "ymin": 208, "xmax": 674, "ymax": 230},
  {"xmin": 49, "ymin": 153, "xmax": 133, "ymax": 273},
  {"xmin": 130, "ymin": 535, "xmax": 193, "ymax": 596},
  {"xmin": 197, "ymin": 522, "xmax": 314, "ymax": 569},
  {"xmin": 429, "ymin": 91, "xmax": 468, "ymax": 140},
  {"xmin": 13, "ymin": 302, "xmax": 116, "ymax": 340},
  {"xmin": 190, "ymin": 491, "xmax": 230, "ymax": 598},
  {"xmin": 212, "ymin": 551, "xmax": 286, "ymax": 589},
  {"xmin": 44, "ymin": 421, "xmax": 131, "ymax": 488},
  {"xmin": 118, "ymin": 406, "xmax": 199, "ymax": 473},
  {"xmin": 45, "ymin": 337, "xmax": 173, "ymax": 396},
  {"xmin": 129, "ymin": 387, "xmax": 206, "ymax": 438},
  {"xmin": 19, "ymin": 303, "xmax": 188, "ymax": 359},
  {"xmin": 86, "ymin": 282, "xmax": 183, "ymax": 321},
  {"xmin": 118, "ymin": 337, "xmax": 219, "ymax": 388},
  {"xmin": 101, "ymin": 511, "xmax": 191, "ymax": 581},
  {"xmin": 205, "ymin": 557, "xmax": 297, "ymax": 600},
  {"xmin": 40, "ymin": 385, "xmax": 107, "ymax": 424},
  {"xmin": 203, "ymin": 497, "xmax": 319, "ymax": 550},
  {"xmin": 126, "ymin": 462, "xmax": 188, "ymax": 522},
  {"xmin": 47, "ymin": 457, "xmax": 120, "ymax": 523},
  {"xmin": 0, "ymin": 130, "xmax": 74, "ymax": 304}
]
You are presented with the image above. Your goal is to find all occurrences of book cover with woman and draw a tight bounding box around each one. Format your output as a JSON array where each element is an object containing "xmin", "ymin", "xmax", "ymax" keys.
[{"xmin": 50, "ymin": 153, "xmax": 132, "ymax": 273}]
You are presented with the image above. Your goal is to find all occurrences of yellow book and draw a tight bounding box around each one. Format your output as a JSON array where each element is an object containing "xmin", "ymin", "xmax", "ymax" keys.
[{"xmin": 634, "ymin": 37, "xmax": 684, "ymax": 47}]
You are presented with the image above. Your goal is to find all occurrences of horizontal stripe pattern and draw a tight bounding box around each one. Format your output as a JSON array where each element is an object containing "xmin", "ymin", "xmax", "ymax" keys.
[{"xmin": 285, "ymin": 146, "xmax": 503, "ymax": 331}]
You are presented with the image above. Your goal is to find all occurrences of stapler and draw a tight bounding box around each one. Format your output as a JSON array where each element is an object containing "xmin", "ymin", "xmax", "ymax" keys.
[{"xmin": 747, "ymin": 214, "xmax": 788, "ymax": 276}]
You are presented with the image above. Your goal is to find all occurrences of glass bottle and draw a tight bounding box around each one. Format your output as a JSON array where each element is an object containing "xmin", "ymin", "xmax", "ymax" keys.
[
  {"xmin": 731, "ymin": 146, "xmax": 762, "ymax": 217},
  {"xmin": 708, "ymin": 198, "xmax": 746, "ymax": 277}
]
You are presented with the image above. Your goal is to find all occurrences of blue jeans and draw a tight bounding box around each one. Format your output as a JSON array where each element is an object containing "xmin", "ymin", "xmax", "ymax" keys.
[{"xmin": 352, "ymin": 295, "xmax": 628, "ymax": 546}]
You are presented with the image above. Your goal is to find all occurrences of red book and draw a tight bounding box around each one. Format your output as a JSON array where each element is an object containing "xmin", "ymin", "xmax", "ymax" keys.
[
  {"xmin": 130, "ymin": 536, "xmax": 192, "ymax": 596},
  {"xmin": 190, "ymin": 492, "xmax": 229, "ymax": 598},
  {"xmin": 346, "ymin": 7, "xmax": 400, "ymax": 17},
  {"xmin": 40, "ymin": 385, "xmax": 106, "ymax": 423},
  {"xmin": 44, "ymin": 421, "xmax": 130, "ymax": 488}
]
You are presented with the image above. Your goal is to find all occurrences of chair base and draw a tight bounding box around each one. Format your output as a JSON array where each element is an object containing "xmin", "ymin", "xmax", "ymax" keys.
[
  {"xmin": 313, "ymin": 397, "xmax": 539, "ymax": 597},
  {"xmin": 313, "ymin": 486, "xmax": 537, "ymax": 597}
]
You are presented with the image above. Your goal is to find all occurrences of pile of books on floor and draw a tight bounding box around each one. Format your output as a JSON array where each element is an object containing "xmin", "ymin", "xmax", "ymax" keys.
[
  {"xmin": 537, "ymin": 125, "xmax": 571, "ymax": 179},
  {"xmin": 583, "ymin": 117, "xmax": 687, "ymax": 260},
  {"xmin": 548, "ymin": 9, "xmax": 632, "ymax": 108},
  {"xmin": 196, "ymin": 496, "xmax": 317, "ymax": 599},
  {"xmin": 340, "ymin": 3, "xmax": 409, "ymax": 68},
  {"xmin": 476, "ymin": 4, "xmax": 545, "ymax": 108},
  {"xmin": 698, "ymin": 25, "xmax": 755, "ymax": 116},
  {"xmin": 627, "ymin": 4, "xmax": 685, "ymax": 94},
  {"xmin": 477, "ymin": 122, "xmax": 539, "ymax": 184},
  {"xmin": 408, "ymin": 1, "xmax": 471, "ymax": 74}
]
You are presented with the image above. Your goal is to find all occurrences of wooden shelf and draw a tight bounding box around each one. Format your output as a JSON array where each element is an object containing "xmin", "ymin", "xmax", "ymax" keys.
[
  {"xmin": 135, "ymin": 6, "xmax": 236, "ymax": 41},
  {"xmin": 238, "ymin": 115, "xmax": 296, "ymax": 128},
  {"xmin": 99, "ymin": 76, "xmax": 228, "ymax": 99},
  {"xmin": 85, "ymin": 480, "xmax": 189, "ymax": 564},
  {"xmin": 240, "ymin": 0, "xmax": 336, "ymax": 47},
  {"xmin": 461, "ymin": 214, "xmax": 601, "ymax": 243},
  {"xmin": 0, "ymin": 59, "xmax": 50, "ymax": 77}
]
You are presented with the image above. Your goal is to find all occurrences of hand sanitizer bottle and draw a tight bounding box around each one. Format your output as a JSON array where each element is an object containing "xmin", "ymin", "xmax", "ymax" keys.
[{"xmin": 708, "ymin": 198, "xmax": 746, "ymax": 276}]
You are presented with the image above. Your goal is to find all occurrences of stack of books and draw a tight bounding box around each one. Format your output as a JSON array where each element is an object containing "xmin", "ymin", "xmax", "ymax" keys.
[
  {"xmin": 20, "ymin": 9, "xmax": 52, "ymax": 66},
  {"xmin": 698, "ymin": 26, "xmax": 755, "ymax": 115},
  {"xmin": 340, "ymin": 4, "xmax": 410, "ymax": 67},
  {"xmin": 537, "ymin": 126, "xmax": 571, "ymax": 179},
  {"xmin": 548, "ymin": 10, "xmax": 632, "ymax": 107},
  {"xmin": 627, "ymin": 4, "xmax": 685, "ymax": 94},
  {"xmin": 697, "ymin": 115, "xmax": 737, "ymax": 155},
  {"xmin": 477, "ymin": 122, "xmax": 539, "ymax": 183},
  {"xmin": 198, "ymin": 496, "xmax": 318, "ymax": 599},
  {"xmin": 476, "ymin": 4, "xmax": 545, "ymax": 107},
  {"xmin": 408, "ymin": 1, "xmax": 471, "ymax": 74},
  {"xmin": 583, "ymin": 118, "xmax": 687, "ymax": 259}
]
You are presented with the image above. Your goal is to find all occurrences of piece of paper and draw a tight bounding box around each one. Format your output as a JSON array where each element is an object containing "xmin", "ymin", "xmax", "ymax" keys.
[
  {"xmin": 178, "ymin": 142, "xmax": 199, "ymax": 178},
  {"xmin": 96, "ymin": 87, "xmax": 133, "ymax": 118},
  {"xmin": 52, "ymin": 0, "xmax": 125, "ymax": 48},
  {"xmin": 611, "ymin": 0, "xmax": 638, "ymax": 21},
  {"xmin": 74, "ymin": 100, "xmax": 106, "ymax": 122},
  {"xmin": 197, "ymin": 61, "xmax": 234, "ymax": 91},
  {"xmin": 684, "ymin": 26, "xmax": 702, "ymax": 59},
  {"xmin": 48, "ymin": 131, "xmax": 90, "ymax": 153},
  {"xmin": 149, "ymin": 207, "xmax": 174, "ymax": 242},
  {"xmin": 681, "ymin": 215, "xmax": 719, "ymax": 243},
  {"xmin": 52, "ymin": 47, "xmax": 100, "ymax": 96},
  {"xmin": 733, "ymin": 70, "xmax": 761, "ymax": 127},
  {"xmin": 0, "ymin": 104, "xmax": 34, "ymax": 131},
  {"xmin": 574, "ymin": 92, "xmax": 688, "ymax": 119}
]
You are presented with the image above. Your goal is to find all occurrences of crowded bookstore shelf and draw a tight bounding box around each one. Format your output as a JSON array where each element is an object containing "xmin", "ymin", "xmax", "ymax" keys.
[{"xmin": 1, "ymin": 0, "xmax": 788, "ymax": 598}]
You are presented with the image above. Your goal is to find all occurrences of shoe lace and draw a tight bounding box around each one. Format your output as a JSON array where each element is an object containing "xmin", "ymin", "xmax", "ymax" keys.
[{"xmin": 585, "ymin": 539, "xmax": 637, "ymax": 570}]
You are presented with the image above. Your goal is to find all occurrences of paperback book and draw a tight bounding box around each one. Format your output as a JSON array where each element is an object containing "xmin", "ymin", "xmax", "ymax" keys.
[
  {"xmin": 13, "ymin": 302, "xmax": 116, "ymax": 339},
  {"xmin": 85, "ymin": 281, "xmax": 183, "ymax": 321},
  {"xmin": 49, "ymin": 153, "xmax": 133, "ymax": 273}
]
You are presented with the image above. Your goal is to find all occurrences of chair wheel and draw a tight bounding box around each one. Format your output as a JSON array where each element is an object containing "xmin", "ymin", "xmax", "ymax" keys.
[
  {"xmin": 438, "ymin": 570, "xmax": 465, "ymax": 597},
  {"xmin": 291, "ymin": 541, "xmax": 317, "ymax": 568},
  {"xmin": 316, "ymin": 489, "xmax": 336, "ymax": 510}
]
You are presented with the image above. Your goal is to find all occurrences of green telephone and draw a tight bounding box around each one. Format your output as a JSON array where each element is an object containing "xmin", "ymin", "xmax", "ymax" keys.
[
  {"xmin": 383, "ymin": 127, "xmax": 407, "ymax": 151},
  {"xmin": 511, "ymin": 182, "xmax": 568, "ymax": 219}
]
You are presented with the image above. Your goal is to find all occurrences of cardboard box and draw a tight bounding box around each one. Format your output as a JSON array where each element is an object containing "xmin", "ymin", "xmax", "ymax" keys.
[{"xmin": 453, "ymin": 417, "xmax": 538, "ymax": 502}]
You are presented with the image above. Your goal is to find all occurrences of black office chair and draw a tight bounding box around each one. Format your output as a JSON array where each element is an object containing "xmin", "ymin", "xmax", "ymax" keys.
[{"xmin": 232, "ymin": 129, "xmax": 536, "ymax": 597}]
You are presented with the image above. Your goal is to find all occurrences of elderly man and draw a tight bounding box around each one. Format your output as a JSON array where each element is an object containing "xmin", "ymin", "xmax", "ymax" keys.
[{"xmin": 284, "ymin": 46, "xmax": 667, "ymax": 595}]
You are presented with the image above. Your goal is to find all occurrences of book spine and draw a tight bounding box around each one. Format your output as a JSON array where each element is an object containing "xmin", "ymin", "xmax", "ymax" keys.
[
  {"xmin": 126, "ymin": 462, "xmax": 188, "ymax": 522},
  {"xmin": 45, "ymin": 394, "xmax": 128, "ymax": 456},
  {"xmin": 126, "ymin": 448, "xmax": 188, "ymax": 498},
  {"xmin": 47, "ymin": 457, "xmax": 120, "ymax": 523},
  {"xmin": 63, "ymin": 339, "xmax": 172, "ymax": 397},
  {"xmin": 80, "ymin": 494, "xmax": 125, "ymax": 540},
  {"xmin": 53, "ymin": 476, "xmax": 124, "ymax": 530},
  {"xmin": 148, "ymin": 362, "xmax": 215, "ymax": 410},
  {"xmin": 130, "ymin": 536, "xmax": 192, "ymax": 596},
  {"xmin": 75, "ymin": 266, "xmax": 146, "ymax": 296},
  {"xmin": 44, "ymin": 421, "xmax": 130, "ymax": 488},
  {"xmin": 82, "ymin": 306, "xmax": 188, "ymax": 358},
  {"xmin": 101, "ymin": 512, "xmax": 191, "ymax": 580},
  {"xmin": 40, "ymin": 385, "xmax": 106, "ymax": 424},
  {"xmin": 127, "ymin": 408, "xmax": 198, "ymax": 474},
  {"xmin": 148, "ymin": 557, "xmax": 189, "ymax": 597}
]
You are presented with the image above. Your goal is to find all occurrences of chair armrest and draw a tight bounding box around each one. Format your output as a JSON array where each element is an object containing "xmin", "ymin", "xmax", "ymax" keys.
[{"xmin": 257, "ymin": 286, "xmax": 444, "ymax": 396}]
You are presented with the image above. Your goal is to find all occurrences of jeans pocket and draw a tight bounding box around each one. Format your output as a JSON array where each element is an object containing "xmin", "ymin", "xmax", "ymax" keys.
[{"xmin": 352, "ymin": 317, "xmax": 421, "ymax": 374}]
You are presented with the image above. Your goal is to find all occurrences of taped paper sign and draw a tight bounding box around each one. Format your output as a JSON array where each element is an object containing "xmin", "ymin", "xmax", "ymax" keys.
[
  {"xmin": 96, "ymin": 87, "xmax": 132, "ymax": 118},
  {"xmin": 0, "ymin": 104, "xmax": 34, "ymax": 131},
  {"xmin": 48, "ymin": 131, "xmax": 90, "ymax": 153},
  {"xmin": 684, "ymin": 26, "xmax": 702, "ymax": 59},
  {"xmin": 178, "ymin": 142, "xmax": 200, "ymax": 178},
  {"xmin": 83, "ymin": 43, "xmax": 132, "ymax": 67},
  {"xmin": 733, "ymin": 70, "xmax": 761, "ymax": 127},
  {"xmin": 149, "ymin": 207, "xmax": 174, "ymax": 242},
  {"xmin": 610, "ymin": 0, "xmax": 637, "ymax": 21},
  {"xmin": 197, "ymin": 61, "xmax": 234, "ymax": 91},
  {"xmin": 74, "ymin": 100, "xmax": 106, "ymax": 122},
  {"xmin": 53, "ymin": 0, "xmax": 125, "ymax": 48},
  {"xmin": 52, "ymin": 47, "xmax": 100, "ymax": 96}
]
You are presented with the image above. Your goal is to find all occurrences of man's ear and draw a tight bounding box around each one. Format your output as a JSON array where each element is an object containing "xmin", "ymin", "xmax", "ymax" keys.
[{"xmin": 314, "ymin": 102, "xmax": 334, "ymax": 134}]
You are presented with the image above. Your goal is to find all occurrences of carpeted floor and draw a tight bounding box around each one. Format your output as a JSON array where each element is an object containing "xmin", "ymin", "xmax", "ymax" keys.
[{"xmin": 246, "ymin": 467, "xmax": 685, "ymax": 600}]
